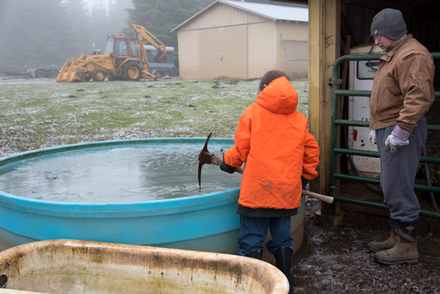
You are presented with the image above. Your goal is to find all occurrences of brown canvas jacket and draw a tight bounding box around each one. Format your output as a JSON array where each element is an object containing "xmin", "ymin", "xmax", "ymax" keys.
[{"xmin": 369, "ymin": 34, "xmax": 435, "ymax": 132}]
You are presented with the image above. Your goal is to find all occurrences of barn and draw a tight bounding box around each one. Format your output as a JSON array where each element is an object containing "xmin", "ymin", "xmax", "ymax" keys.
[{"xmin": 171, "ymin": 0, "xmax": 308, "ymax": 80}]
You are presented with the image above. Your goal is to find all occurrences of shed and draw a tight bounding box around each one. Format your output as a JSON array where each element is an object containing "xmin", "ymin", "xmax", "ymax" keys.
[{"xmin": 171, "ymin": 0, "xmax": 308, "ymax": 80}]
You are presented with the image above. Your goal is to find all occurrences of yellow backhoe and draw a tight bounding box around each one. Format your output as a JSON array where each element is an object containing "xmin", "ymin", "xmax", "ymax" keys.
[{"xmin": 56, "ymin": 24, "xmax": 167, "ymax": 83}]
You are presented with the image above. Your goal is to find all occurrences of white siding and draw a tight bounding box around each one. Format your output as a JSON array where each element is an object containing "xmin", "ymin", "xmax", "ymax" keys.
[
  {"xmin": 180, "ymin": 4, "xmax": 268, "ymax": 31},
  {"xmin": 179, "ymin": 25, "xmax": 247, "ymax": 80},
  {"xmin": 247, "ymin": 21, "xmax": 277, "ymax": 79},
  {"xmin": 176, "ymin": 2, "xmax": 308, "ymax": 80}
]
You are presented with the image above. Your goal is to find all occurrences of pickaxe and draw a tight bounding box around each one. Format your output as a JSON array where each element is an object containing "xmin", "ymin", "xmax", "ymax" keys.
[{"xmin": 198, "ymin": 132, "xmax": 334, "ymax": 204}]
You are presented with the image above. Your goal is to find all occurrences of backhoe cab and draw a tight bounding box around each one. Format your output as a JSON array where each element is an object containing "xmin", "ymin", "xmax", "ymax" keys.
[{"xmin": 56, "ymin": 24, "xmax": 167, "ymax": 83}]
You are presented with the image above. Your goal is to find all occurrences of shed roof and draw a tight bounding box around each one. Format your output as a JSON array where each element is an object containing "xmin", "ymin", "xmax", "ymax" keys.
[
  {"xmin": 171, "ymin": 0, "xmax": 308, "ymax": 32},
  {"xmin": 222, "ymin": 0, "xmax": 308, "ymax": 22}
]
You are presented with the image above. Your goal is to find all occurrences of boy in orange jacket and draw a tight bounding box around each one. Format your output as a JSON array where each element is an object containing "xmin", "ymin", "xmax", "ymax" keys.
[{"xmin": 220, "ymin": 70, "xmax": 320, "ymax": 293}]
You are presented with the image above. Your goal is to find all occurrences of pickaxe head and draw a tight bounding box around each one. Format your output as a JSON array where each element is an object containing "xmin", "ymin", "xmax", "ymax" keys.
[{"xmin": 198, "ymin": 132, "xmax": 215, "ymax": 186}]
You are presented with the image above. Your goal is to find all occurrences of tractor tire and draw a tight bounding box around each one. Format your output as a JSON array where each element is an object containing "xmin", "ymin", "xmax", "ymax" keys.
[
  {"xmin": 48, "ymin": 69, "xmax": 59, "ymax": 78},
  {"xmin": 121, "ymin": 61, "xmax": 141, "ymax": 81},
  {"xmin": 91, "ymin": 68, "xmax": 106, "ymax": 82},
  {"xmin": 153, "ymin": 70, "xmax": 162, "ymax": 78},
  {"xmin": 35, "ymin": 69, "xmax": 46, "ymax": 78}
]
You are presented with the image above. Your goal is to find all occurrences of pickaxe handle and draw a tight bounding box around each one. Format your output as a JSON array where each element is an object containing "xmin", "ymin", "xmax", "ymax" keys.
[
  {"xmin": 210, "ymin": 155, "xmax": 333, "ymax": 204},
  {"xmin": 301, "ymin": 190, "xmax": 334, "ymax": 204},
  {"xmin": 211, "ymin": 154, "xmax": 243, "ymax": 174}
]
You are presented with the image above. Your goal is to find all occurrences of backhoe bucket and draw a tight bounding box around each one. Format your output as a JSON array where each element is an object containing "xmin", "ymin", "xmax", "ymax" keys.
[
  {"xmin": 56, "ymin": 54, "xmax": 87, "ymax": 83},
  {"xmin": 153, "ymin": 45, "xmax": 168, "ymax": 63},
  {"xmin": 153, "ymin": 51, "xmax": 168, "ymax": 63}
]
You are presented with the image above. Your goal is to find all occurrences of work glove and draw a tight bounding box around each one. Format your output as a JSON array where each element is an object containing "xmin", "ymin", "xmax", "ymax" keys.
[
  {"xmin": 385, "ymin": 125, "xmax": 410, "ymax": 152},
  {"xmin": 369, "ymin": 130, "xmax": 376, "ymax": 145},
  {"xmin": 301, "ymin": 176, "xmax": 309, "ymax": 190},
  {"xmin": 220, "ymin": 156, "xmax": 235, "ymax": 174}
]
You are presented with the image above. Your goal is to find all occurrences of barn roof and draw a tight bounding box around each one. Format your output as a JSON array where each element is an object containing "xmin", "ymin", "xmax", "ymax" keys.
[
  {"xmin": 221, "ymin": 0, "xmax": 308, "ymax": 22},
  {"xmin": 171, "ymin": 0, "xmax": 308, "ymax": 32}
]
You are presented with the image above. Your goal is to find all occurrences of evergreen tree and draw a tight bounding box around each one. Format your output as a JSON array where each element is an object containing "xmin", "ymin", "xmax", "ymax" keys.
[
  {"xmin": 0, "ymin": 0, "xmax": 300, "ymax": 72},
  {"xmin": 108, "ymin": 0, "xmax": 133, "ymax": 35},
  {"xmin": 63, "ymin": 0, "xmax": 93, "ymax": 57},
  {"xmin": 0, "ymin": 0, "xmax": 72, "ymax": 70},
  {"xmin": 89, "ymin": 0, "xmax": 111, "ymax": 51},
  {"xmin": 125, "ymin": 0, "xmax": 213, "ymax": 49}
]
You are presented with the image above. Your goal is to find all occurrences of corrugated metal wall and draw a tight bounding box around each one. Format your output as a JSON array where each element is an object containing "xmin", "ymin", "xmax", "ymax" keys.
[{"xmin": 176, "ymin": 3, "xmax": 308, "ymax": 80}]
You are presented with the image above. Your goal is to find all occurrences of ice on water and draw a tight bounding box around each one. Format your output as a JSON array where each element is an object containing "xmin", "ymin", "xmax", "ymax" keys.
[{"xmin": 0, "ymin": 143, "xmax": 241, "ymax": 203}]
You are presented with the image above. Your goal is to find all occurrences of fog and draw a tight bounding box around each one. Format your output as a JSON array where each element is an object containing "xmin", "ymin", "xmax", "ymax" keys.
[
  {"xmin": 0, "ymin": 0, "xmax": 134, "ymax": 71},
  {"xmin": 0, "ymin": 0, "xmax": 302, "ymax": 72},
  {"xmin": 84, "ymin": 0, "xmax": 111, "ymax": 11}
]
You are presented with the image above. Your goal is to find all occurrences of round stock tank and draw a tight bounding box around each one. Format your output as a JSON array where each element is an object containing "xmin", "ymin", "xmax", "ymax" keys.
[{"xmin": 0, "ymin": 138, "xmax": 305, "ymax": 258}]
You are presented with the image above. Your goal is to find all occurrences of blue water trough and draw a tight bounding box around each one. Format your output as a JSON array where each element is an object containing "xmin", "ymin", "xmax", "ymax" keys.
[{"xmin": 0, "ymin": 138, "xmax": 305, "ymax": 259}]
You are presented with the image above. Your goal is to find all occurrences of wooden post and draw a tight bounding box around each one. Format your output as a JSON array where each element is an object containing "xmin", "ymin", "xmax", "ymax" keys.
[{"xmin": 307, "ymin": 0, "xmax": 341, "ymax": 209}]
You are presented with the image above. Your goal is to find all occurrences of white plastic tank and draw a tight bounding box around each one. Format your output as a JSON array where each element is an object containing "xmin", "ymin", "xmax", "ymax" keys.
[{"xmin": 347, "ymin": 45, "xmax": 384, "ymax": 176}]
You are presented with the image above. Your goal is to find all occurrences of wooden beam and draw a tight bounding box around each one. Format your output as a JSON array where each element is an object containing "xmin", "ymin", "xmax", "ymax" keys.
[{"xmin": 308, "ymin": 0, "xmax": 341, "ymax": 197}]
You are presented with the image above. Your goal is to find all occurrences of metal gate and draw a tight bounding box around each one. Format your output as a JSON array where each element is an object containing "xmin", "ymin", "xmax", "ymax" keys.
[{"xmin": 328, "ymin": 53, "xmax": 440, "ymax": 219}]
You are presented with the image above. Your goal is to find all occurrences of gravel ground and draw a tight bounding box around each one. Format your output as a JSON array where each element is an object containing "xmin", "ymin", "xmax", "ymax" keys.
[{"xmin": 293, "ymin": 197, "xmax": 440, "ymax": 294}]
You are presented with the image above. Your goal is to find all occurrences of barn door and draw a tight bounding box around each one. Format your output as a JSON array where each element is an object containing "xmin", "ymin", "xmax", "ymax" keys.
[{"xmin": 200, "ymin": 25, "xmax": 247, "ymax": 79}]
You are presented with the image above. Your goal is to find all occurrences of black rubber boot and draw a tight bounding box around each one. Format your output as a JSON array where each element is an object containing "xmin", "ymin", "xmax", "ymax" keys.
[
  {"xmin": 245, "ymin": 249, "xmax": 264, "ymax": 260},
  {"xmin": 374, "ymin": 218, "xmax": 419, "ymax": 265},
  {"xmin": 367, "ymin": 218, "xmax": 396, "ymax": 252},
  {"xmin": 274, "ymin": 247, "xmax": 295, "ymax": 294}
]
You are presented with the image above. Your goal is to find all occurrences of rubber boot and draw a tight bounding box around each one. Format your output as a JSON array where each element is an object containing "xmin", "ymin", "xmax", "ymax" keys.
[
  {"xmin": 274, "ymin": 247, "xmax": 295, "ymax": 294},
  {"xmin": 245, "ymin": 249, "xmax": 264, "ymax": 260},
  {"xmin": 374, "ymin": 219, "xmax": 419, "ymax": 265},
  {"xmin": 367, "ymin": 218, "xmax": 396, "ymax": 252}
]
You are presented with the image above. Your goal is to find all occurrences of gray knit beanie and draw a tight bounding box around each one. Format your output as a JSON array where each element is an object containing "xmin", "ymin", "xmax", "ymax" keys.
[{"xmin": 370, "ymin": 8, "xmax": 407, "ymax": 40}]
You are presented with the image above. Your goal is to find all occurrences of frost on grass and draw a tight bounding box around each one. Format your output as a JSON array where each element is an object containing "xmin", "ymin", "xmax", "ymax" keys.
[{"xmin": 0, "ymin": 78, "xmax": 309, "ymax": 157}]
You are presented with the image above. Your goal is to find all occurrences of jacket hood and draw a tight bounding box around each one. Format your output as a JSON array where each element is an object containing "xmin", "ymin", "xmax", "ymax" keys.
[{"xmin": 256, "ymin": 76, "xmax": 298, "ymax": 114}]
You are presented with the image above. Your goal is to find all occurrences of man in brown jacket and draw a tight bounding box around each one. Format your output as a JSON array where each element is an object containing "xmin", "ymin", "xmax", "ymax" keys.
[{"xmin": 367, "ymin": 8, "xmax": 435, "ymax": 265}]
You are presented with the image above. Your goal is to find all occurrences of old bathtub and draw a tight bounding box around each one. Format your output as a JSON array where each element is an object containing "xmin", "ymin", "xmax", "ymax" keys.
[{"xmin": 0, "ymin": 240, "xmax": 289, "ymax": 294}]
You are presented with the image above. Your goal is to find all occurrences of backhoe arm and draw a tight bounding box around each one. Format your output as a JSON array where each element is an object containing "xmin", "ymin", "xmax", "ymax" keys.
[{"xmin": 131, "ymin": 24, "xmax": 168, "ymax": 63}]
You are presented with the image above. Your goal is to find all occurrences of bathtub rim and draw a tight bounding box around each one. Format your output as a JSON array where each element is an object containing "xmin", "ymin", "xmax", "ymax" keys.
[{"xmin": 0, "ymin": 239, "xmax": 290, "ymax": 294}]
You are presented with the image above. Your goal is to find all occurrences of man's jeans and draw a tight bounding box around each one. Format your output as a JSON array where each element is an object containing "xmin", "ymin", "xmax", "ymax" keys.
[
  {"xmin": 375, "ymin": 116, "xmax": 427, "ymax": 223},
  {"xmin": 236, "ymin": 215, "xmax": 293, "ymax": 256}
]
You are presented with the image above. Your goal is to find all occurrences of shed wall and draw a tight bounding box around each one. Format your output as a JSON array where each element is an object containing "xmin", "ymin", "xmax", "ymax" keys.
[
  {"xmin": 245, "ymin": 21, "xmax": 276, "ymax": 79},
  {"xmin": 179, "ymin": 3, "xmax": 269, "ymax": 30},
  {"xmin": 176, "ymin": 3, "xmax": 309, "ymax": 80}
]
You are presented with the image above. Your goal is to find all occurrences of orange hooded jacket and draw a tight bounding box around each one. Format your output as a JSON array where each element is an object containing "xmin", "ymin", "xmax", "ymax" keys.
[{"xmin": 224, "ymin": 76, "xmax": 320, "ymax": 210}]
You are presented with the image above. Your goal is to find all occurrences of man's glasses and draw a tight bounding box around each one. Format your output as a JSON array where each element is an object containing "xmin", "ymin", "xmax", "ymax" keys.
[{"xmin": 372, "ymin": 35, "xmax": 381, "ymax": 42}]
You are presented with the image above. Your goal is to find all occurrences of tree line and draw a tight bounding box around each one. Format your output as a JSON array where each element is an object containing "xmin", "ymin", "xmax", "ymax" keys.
[
  {"xmin": 0, "ymin": 0, "xmax": 213, "ymax": 71},
  {"xmin": 0, "ymin": 0, "xmax": 124, "ymax": 70},
  {"xmin": 0, "ymin": 0, "xmax": 301, "ymax": 71}
]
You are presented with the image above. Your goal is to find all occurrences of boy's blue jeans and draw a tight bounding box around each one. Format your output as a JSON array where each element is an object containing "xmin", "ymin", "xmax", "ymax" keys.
[{"xmin": 236, "ymin": 215, "xmax": 294, "ymax": 256}]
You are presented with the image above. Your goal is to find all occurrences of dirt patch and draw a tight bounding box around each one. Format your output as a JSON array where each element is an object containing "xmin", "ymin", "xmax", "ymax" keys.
[{"xmin": 292, "ymin": 198, "xmax": 440, "ymax": 293}]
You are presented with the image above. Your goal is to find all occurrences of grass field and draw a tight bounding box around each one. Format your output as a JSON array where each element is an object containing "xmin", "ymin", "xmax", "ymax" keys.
[{"xmin": 0, "ymin": 77, "xmax": 308, "ymax": 157}]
